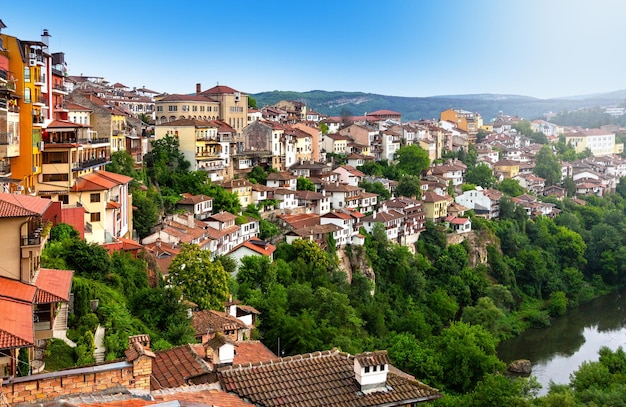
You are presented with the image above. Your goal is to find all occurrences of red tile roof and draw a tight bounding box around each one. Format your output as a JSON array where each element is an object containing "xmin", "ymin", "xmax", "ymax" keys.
[
  {"xmin": 72, "ymin": 170, "xmax": 133, "ymax": 192},
  {"xmin": 233, "ymin": 341, "xmax": 276, "ymax": 365},
  {"xmin": 0, "ymin": 193, "xmax": 53, "ymax": 217},
  {"xmin": 202, "ymin": 85, "xmax": 240, "ymax": 95},
  {"xmin": 192, "ymin": 310, "xmax": 248, "ymax": 337},
  {"xmin": 0, "ymin": 297, "xmax": 34, "ymax": 349},
  {"xmin": 218, "ymin": 349, "xmax": 441, "ymax": 406},
  {"xmin": 153, "ymin": 386, "xmax": 254, "ymax": 406},
  {"xmin": 232, "ymin": 239, "xmax": 276, "ymax": 257},
  {"xmin": 151, "ymin": 344, "xmax": 213, "ymax": 390},
  {"xmin": 35, "ymin": 268, "xmax": 74, "ymax": 304},
  {"xmin": 0, "ymin": 277, "xmax": 37, "ymax": 303}
]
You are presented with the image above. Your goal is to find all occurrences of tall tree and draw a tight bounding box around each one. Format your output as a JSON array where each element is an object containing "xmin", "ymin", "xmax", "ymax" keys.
[
  {"xmin": 534, "ymin": 145, "xmax": 562, "ymax": 186},
  {"xmin": 395, "ymin": 145, "xmax": 430, "ymax": 176},
  {"xmin": 395, "ymin": 175, "xmax": 422, "ymax": 199},
  {"xmin": 465, "ymin": 163, "xmax": 495, "ymax": 188},
  {"xmin": 167, "ymin": 243, "xmax": 230, "ymax": 310}
]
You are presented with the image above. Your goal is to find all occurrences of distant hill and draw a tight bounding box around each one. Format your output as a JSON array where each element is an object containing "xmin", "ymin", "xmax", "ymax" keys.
[{"xmin": 251, "ymin": 90, "xmax": 626, "ymax": 122}]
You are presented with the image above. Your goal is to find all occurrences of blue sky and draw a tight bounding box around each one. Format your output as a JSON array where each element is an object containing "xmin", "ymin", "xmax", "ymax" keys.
[{"xmin": 2, "ymin": 0, "xmax": 625, "ymax": 99}]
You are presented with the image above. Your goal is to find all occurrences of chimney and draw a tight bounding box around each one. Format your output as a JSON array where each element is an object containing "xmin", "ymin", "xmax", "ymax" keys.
[
  {"xmin": 196, "ymin": 83, "xmax": 202, "ymax": 95},
  {"xmin": 188, "ymin": 213, "xmax": 195, "ymax": 228},
  {"xmin": 353, "ymin": 351, "xmax": 389, "ymax": 394},
  {"xmin": 207, "ymin": 333, "xmax": 237, "ymax": 368},
  {"xmin": 41, "ymin": 29, "xmax": 51, "ymax": 47}
]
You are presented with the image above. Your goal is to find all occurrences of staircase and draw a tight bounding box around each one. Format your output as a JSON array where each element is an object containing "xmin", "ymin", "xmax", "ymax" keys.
[
  {"xmin": 94, "ymin": 325, "xmax": 106, "ymax": 363},
  {"xmin": 52, "ymin": 303, "xmax": 76, "ymax": 348}
]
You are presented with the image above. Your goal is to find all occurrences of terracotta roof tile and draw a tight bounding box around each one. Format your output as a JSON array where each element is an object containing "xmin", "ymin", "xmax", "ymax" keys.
[
  {"xmin": 0, "ymin": 276, "xmax": 37, "ymax": 303},
  {"xmin": 0, "ymin": 297, "xmax": 34, "ymax": 349},
  {"xmin": 192, "ymin": 310, "xmax": 248, "ymax": 337},
  {"xmin": 151, "ymin": 344, "xmax": 212, "ymax": 390},
  {"xmin": 233, "ymin": 341, "xmax": 276, "ymax": 365},
  {"xmin": 218, "ymin": 349, "xmax": 441, "ymax": 406},
  {"xmin": 0, "ymin": 193, "xmax": 52, "ymax": 216},
  {"xmin": 35, "ymin": 268, "xmax": 74, "ymax": 303}
]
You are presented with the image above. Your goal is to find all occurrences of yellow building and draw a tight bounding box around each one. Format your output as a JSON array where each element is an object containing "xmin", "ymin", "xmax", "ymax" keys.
[
  {"xmin": 564, "ymin": 129, "xmax": 621, "ymax": 157},
  {"xmin": 199, "ymin": 84, "xmax": 249, "ymax": 134},
  {"xmin": 1, "ymin": 32, "xmax": 51, "ymax": 192},
  {"xmin": 493, "ymin": 159, "xmax": 520, "ymax": 179},
  {"xmin": 155, "ymin": 93, "xmax": 220, "ymax": 124},
  {"xmin": 422, "ymin": 191, "xmax": 453, "ymax": 222},
  {"xmin": 440, "ymin": 108, "xmax": 482, "ymax": 143},
  {"xmin": 220, "ymin": 178, "xmax": 253, "ymax": 208}
]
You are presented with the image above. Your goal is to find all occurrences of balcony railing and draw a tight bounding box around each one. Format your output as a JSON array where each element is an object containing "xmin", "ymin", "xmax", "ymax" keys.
[
  {"xmin": 0, "ymin": 69, "xmax": 6, "ymax": 81},
  {"xmin": 74, "ymin": 157, "xmax": 110, "ymax": 170},
  {"xmin": 77, "ymin": 137, "xmax": 110, "ymax": 145},
  {"xmin": 53, "ymin": 83, "xmax": 68, "ymax": 93}
]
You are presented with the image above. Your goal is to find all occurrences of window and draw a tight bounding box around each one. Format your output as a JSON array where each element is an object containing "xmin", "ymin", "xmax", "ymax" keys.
[
  {"xmin": 90, "ymin": 212, "xmax": 101, "ymax": 222},
  {"xmin": 24, "ymin": 67, "xmax": 30, "ymax": 82},
  {"xmin": 43, "ymin": 151, "xmax": 68, "ymax": 164},
  {"xmin": 168, "ymin": 105, "xmax": 178, "ymax": 112},
  {"xmin": 24, "ymin": 88, "xmax": 31, "ymax": 103},
  {"xmin": 90, "ymin": 193, "xmax": 101, "ymax": 203},
  {"xmin": 58, "ymin": 194, "xmax": 69, "ymax": 204},
  {"xmin": 42, "ymin": 173, "xmax": 69, "ymax": 182},
  {"xmin": 365, "ymin": 366, "xmax": 370, "ymax": 373}
]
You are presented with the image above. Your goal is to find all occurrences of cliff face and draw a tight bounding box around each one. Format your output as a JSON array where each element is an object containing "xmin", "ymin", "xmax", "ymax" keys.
[
  {"xmin": 445, "ymin": 229, "xmax": 498, "ymax": 268},
  {"xmin": 337, "ymin": 245, "xmax": 375, "ymax": 287}
]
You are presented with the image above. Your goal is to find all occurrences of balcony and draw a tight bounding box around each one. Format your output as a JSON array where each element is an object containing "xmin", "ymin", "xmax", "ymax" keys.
[
  {"xmin": 196, "ymin": 150, "xmax": 221, "ymax": 158},
  {"xmin": 73, "ymin": 157, "xmax": 110, "ymax": 171},
  {"xmin": 33, "ymin": 95, "xmax": 48, "ymax": 107},
  {"xmin": 34, "ymin": 74, "xmax": 46, "ymax": 87},
  {"xmin": 52, "ymin": 83, "xmax": 68, "ymax": 95},
  {"xmin": 33, "ymin": 114, "xmax": 45, "ymax": 126},
  {"xmin": 196, "ymin": 135, "xmax": 218, "ymax": 142},
  {"xmin": 77, "ymin": 137, "xmax": 110, "ymax": 145}
]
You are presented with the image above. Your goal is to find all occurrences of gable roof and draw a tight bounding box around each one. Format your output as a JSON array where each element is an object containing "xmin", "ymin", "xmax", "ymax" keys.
[
  {"xmin": 0, "ymin": 193, "xmax": 53, "ymax": 217},
  {"xmin": 232, "ymin": 239, "xmax": 276, "ymax": 257},
  {"xmin": 34, "ymin": 268, "xmax": 74, "ymax": 304},
  {"xmin": 0, "ymin": 297, "xmax": 34, "ymax": 349},
  {"xmin": 151, "ymin": 344, "xmax": 213, "ymax": 390},
  {"xmin": 72, "ymin": 170, "xmax": 133, "ymax": 192},
  {"xmin": 192, "ymin": 309, "xmax": 248, "ymax": 337},
  {"xmin": 218, "ymin": 349, "xmax": 441, "ymax": 406}
]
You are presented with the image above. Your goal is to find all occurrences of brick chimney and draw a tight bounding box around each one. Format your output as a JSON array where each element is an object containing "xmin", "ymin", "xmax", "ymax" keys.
[
  {"xmin": 125, "ymin": 335, "xmax": 155, "ymax": 392},
  {"xmin": 196, "ymin": 83, "xmax": 202, "ymax": 95}
]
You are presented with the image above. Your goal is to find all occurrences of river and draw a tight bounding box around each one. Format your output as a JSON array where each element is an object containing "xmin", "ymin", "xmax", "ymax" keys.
[{"xmin": 497, "ymin": 286, "xmax": 626, "ymax": 395}]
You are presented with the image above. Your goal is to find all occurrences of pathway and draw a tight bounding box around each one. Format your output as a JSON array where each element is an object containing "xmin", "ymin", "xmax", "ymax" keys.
[{"xmin": 94, "ymin": 324, "xmax": 106, "ymax": 363}]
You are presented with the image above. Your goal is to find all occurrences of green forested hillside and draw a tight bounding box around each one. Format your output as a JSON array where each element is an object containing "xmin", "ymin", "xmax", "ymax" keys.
[{"xmin": 252, "ymin": 90, "xmax": 626, "ymax": 122}]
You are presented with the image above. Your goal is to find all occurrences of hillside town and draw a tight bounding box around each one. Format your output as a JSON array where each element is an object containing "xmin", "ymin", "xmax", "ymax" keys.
[{"xmin": 2, "ymin": 20, "xmax": 626, "ymax": 407}]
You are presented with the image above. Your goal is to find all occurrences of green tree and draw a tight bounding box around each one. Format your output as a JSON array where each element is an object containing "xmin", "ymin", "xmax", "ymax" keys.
[
  {"xmin": 395, "ymin": 144, "xmax": 430, "ymax": 176},
  {"xmin": 297, "ymin": 177, "xmax": 315, "ymax": 191},
  {"xmin": 106, "ymin": 150, "xmax": 138, "ymax": 179},
  {"xmin": 359, "ymin": 180, "xmax": 391, "ymax": 200},
  {"xmin": 534, "ymin": 145, "xmax": 562, "ymax": 186},
  {"xmin": 248, "ymin": 96, "xmax": 257, "ymax": 109},
  {"xmin": 132, "ymin": 187, "xmax": 160, "ymax": 238},
  {"xmin": 247, "ymin": 166, "xmax": 269, "ymax": 184},
  {"xmin": 465, "ymin": 163, "xmax": 495, "ymax": 188},
  {"xmin": 319, "ymin": 122, "xmax": 329, "ymax": 135},
  {"xmin": 434, "ymin": 321, "xmax": 505, "ymax": 393},
  {"xmin": 17, "ymin": 347, "xmax": 30, "ymax": 376},
  {"xmin": 237, "ymin": 255, "xmax": 277, "ymax": 295},
  {"xmin": 395, "ymin": 175, "xmax": 422, "ymax": 199},
  {"xmin": 497, "ymin": 178, "xmax": 524, "ymax": 197},
  {"xmin": 167, "ymin": 243, "xmax": 230, "ymax": 310}
]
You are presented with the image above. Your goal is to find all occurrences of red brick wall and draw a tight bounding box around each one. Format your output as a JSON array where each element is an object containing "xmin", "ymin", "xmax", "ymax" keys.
[{"xmin": 1, "ymin": 355, "xmax": 152, "ymax": 405}]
